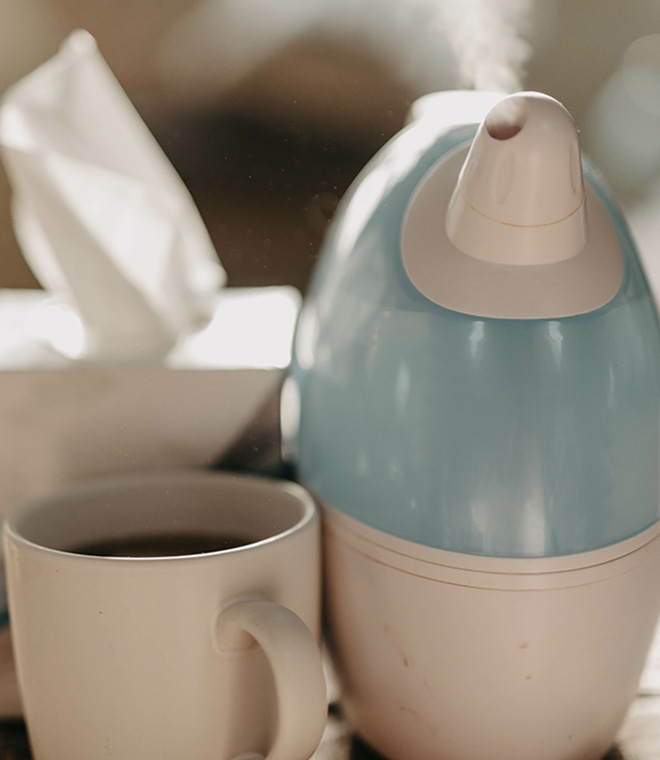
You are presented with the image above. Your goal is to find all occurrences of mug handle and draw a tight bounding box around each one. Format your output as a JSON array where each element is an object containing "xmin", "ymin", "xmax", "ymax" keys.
[{"xmin": 216, "ymin": 597, "xmax": 327, "ymax": 760}]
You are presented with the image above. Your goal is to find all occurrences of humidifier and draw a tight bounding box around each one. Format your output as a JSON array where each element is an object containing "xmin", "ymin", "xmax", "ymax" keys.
[{"xmin": 283, "ymin": 91, "xmax": 660, "ymax": 760}]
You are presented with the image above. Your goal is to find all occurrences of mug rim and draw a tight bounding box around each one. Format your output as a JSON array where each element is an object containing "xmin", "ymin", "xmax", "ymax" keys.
[{"xmin": 4, "ymin": 469, "xmax": 317, "ymax": 562}]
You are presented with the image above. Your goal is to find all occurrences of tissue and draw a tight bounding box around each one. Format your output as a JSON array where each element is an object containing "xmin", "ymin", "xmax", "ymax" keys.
[{"xmin": 0, "ymin": 29, "xmax": 225, "ymax": 360}]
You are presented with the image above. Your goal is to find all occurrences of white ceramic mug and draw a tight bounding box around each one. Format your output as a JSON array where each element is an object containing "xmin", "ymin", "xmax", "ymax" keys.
[{"xmin": 3, "ymin": 470, "xmax": 327, "ymax": 760}]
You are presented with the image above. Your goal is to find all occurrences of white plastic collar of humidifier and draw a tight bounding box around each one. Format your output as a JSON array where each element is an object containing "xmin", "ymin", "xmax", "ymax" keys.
[{"xmin": 401, "ymin": 94, "xmax": 624, "ymax": 320}]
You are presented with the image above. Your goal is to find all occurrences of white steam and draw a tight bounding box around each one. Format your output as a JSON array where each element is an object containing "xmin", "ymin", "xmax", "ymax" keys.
[
  {"xmin": 159, "ymin": 0, "xmax": 533, "ymax": 100},
  {"xmin": 439, "ymin": 0, "xmax": 533, "ymax": 92}
]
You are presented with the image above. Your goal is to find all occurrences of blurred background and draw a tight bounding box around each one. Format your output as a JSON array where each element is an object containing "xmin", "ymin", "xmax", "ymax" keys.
[{"xmin": 2, "ymin": 0, "xmax": 660, "ymax": 297}]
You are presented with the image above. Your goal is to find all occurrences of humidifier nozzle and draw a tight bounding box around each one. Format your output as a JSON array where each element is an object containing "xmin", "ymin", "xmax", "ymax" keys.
[{"xmin": 445, "ymin": 92, "xmax": 588, "ymax": 265}]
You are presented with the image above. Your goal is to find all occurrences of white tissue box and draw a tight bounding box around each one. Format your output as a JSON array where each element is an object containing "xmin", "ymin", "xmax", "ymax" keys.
[{"xmin": 0, "ymin": 286, "xmax": 301, "ymax": 518}]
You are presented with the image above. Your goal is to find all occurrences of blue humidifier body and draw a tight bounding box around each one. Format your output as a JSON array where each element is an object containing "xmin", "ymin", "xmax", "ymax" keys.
[{"xmin": 283, "ymin": 92, "xmax": 660, "ymax": 760}]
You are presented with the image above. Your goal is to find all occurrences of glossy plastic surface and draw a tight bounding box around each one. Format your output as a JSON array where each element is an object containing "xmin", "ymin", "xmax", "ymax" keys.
[{"xmin": 285, "ymin": 118, "xmax": 660, "ymax": 557}]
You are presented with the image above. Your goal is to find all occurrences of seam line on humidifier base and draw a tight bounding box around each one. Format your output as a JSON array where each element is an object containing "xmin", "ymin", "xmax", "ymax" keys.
[{"xmin": 323, "ymin": 512, "xmax": 660, "ymax": 578}]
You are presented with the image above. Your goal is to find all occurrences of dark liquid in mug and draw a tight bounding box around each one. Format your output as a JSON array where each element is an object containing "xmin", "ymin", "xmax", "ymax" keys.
[{"xmin": 68, "ymin": 532, "xmax": 253, "ymax": 558}]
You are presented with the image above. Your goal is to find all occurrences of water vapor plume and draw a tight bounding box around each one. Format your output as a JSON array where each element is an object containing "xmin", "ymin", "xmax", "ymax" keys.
[{"xmin": 439, "ymin": 0, "xmax": 533, "ymax": 93}]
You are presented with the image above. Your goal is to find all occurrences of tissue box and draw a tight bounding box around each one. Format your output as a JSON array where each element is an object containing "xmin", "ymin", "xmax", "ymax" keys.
[{"xmin": 0, "ymin": 286, "xmax": 300, "ymax": 518}]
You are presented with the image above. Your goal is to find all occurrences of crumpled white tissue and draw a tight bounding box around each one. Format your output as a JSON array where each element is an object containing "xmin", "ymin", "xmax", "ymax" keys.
[{"xmin": 0, "ymin": 29, "xmax": 226, "ymax": 360}]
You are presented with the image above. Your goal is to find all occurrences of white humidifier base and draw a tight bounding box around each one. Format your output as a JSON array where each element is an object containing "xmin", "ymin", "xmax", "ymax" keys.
[{"xmin": 323, "ymin": 505, "xmax": 660, "ymax": 760}]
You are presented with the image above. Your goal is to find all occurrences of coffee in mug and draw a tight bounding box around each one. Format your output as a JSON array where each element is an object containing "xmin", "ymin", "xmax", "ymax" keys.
[{"xmin": 68, "ymin": 531, "xmax": 252, "ymax": 557}]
